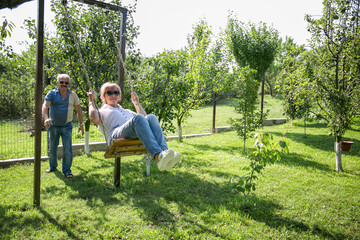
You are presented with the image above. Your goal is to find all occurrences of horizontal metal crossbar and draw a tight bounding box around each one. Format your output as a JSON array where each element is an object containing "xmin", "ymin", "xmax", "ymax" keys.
[{"xmin": 73, "ymin": 0, "xmax": 127, "ymax": 13}]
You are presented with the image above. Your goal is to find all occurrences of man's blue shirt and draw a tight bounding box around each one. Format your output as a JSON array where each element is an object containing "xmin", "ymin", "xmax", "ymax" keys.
[{"xmin": 44, "ymin": 88, "xmax": 80, "ymax": 126}]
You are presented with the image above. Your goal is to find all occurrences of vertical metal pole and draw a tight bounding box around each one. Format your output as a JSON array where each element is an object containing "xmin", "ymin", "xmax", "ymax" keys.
[
  {"xmin": 118, "ymin": 11, "xmax": 127, "ymax": 105},
  {"xmin": 115, "ymin": 10, "xmax": 127, "ymax": 187},
  {"xmin": 34, "ymin": 0, "xmax": 45, "ymax": 207}
]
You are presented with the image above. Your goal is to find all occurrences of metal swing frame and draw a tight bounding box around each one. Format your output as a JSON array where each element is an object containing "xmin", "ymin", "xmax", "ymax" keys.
[
  {"xmin": 34, "ymin": 0, "xmax": 145, "ymax": 206},
  {"xmin": 63, "ymin": 0, "xmax": 152, "ymax": 187}
]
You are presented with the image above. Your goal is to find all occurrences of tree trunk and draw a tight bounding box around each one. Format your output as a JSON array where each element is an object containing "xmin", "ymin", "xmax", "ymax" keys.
[
  {"xmin": 260, "ymin": 73, "xmax": 265, "ymax": 122},
  {"xmin": 84, "ymin": 131, "xmax": 90, "ymax": 156},
  {"xmin": 178, "ymin": 124, "xmax": 183, "ymax": 142},
  {"xmin": 243, "ymin": 127, "xmax": 246, "ymax": 152},
  {"xmin": 334, "ymin": 136, "xmax": 343, "ymax": 172},
  {"xmin": 44, "ymin": 62, "xmax": 51, "ymax": 86},
  {"xmin": 212, "ymin": 92, "xmax": 217, "ymax": 133},
  {"xmin": 84, "ymin": 119, "xmax": 91, "ymax": 156}
]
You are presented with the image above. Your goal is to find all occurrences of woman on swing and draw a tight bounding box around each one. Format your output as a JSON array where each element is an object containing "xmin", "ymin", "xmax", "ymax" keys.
[{"xmin": 88, "ymin": 82, "xmax": 181, "ymax": 171}]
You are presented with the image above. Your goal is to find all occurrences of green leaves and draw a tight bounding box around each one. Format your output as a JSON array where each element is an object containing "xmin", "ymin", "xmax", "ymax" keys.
[
  {"xmin": 134, "ymin": 50, "xmax": 187, "ymax": 133},
  {"xmin": 306, "ymin": 0, "xmax": 360, "ymax": 171},
  {"xmin": 225, "ymin": 16, "xmax": 279, "ymax": 79},
  {"xmin": 47, "ymin": 0, "xmax": 139, "ymax": 108},
  {"xmin": 0, "ymin": 19, "xmax": 15, "ymax": 55},
  {"xmin": 230, "ymin": 132, "xmax": 288, "ymax": 208},
  {"xmin": 228, "ymin": 66, "xmax": 263, "ymax": 150},
  {"xmin": 133, "ymin": 19, "xmax": 228, "ymax": 139},
  {"xmin": 225, "ymin": 16, "xmax": 279, "ymax": 151},
  {"xmin": 0, "ymin": 19, "xmax": 14, "ymax": 40}
]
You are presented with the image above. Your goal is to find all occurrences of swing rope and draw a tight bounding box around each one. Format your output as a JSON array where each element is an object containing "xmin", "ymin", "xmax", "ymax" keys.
[
  {"xmin": 62, "ymin": 1, "xmax": 92, "ymax": 90},
  {"xmin": 104, "ymin": 10, "xmax": 134, "ymax": 92},
  {"xmin": 61, "ymin": 1, "xmax": 112, "ymax": 145},
  {"xmin": 60, "ymin": 0, "xmax": 150, "ymax": 183}
]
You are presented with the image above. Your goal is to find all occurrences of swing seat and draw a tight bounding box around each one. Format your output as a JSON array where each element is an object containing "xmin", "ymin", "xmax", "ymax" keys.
[
  {"xmin": 104, "ymin": 138, "xmax": 151, "ymax": 188},
  {"xmin": 104, "ymin": 138, "xmax": 147, "ymax": 158}
]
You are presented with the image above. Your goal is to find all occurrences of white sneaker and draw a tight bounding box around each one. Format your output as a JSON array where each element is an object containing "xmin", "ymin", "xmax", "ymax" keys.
[
  {"xmin": 157, "ymin": 149, "xmax": 174, "ymax": 171},
  {"xmin": 165, "ymin": 151, "xmax": 181, "ymax": 171}
]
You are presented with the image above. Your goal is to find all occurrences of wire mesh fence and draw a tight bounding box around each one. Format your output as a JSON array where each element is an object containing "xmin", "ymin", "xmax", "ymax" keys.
[{"xmin": 0, "ymin": 118, "xmax": 104, "ymax": 160}]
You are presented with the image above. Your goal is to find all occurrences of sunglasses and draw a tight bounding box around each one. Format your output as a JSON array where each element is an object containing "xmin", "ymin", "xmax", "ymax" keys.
[
  {"xmin": 105, "ymin": 90, "xmax": 120, "ymax": 96},
  {"xmin": 59, "ymin": 81, "xmax": 69, "ymax": 85}
]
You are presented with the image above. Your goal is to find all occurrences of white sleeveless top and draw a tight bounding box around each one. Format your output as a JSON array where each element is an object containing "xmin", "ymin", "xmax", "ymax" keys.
[{"xmin": 98, "ymin": 104, "xmax": 136, "ymax": 145}]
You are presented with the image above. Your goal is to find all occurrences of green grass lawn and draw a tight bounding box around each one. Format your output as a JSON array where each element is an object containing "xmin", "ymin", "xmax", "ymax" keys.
[{"xmin": 1, "ymin": 118, "xmax": 359, "ymax": 239}]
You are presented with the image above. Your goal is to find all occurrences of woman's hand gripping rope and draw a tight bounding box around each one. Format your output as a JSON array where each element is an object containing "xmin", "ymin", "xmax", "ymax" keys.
[
  {"xmin": 87, "ymin": 89, "xmax": 97, "ymax": 103},
  {"xmin": 87, "ymin": 89, "xmax": 101, "ymax": 125}
]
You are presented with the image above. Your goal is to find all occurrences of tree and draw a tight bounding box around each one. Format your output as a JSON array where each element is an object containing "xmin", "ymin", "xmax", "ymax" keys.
[
  {"xmin": 278, "ymin": 45, "xmax": 314, "ymax": 119},
  {"xmin": 134, "ymin": 19, "xmax": 228, "ymax": 140},
  {"xmin": 229, "ymin": 66, "xmax": 263, "ymax": 151},
  {"xmin": 265, "ymin": 36, "xmax": 298, "ymax": 98},
  {"xmin": 207, "ymin": 38, "xmax": 231, "ymax": 133},
  {"xmin": 0, "ymin": 49, "xmax": 37, "ymax": 119},
  {"xmin": 306, "ymin": 0, "xmax": 360, "ymax": 171},
  {"xmin": 48, "ymin": 0, "xmax": 139, "ymax": 102},
  {"xmin": 172, "ymin": 19, "xmax": 214, "ymax": 141},
  {"xmin": 226, "ymin": 15, "xmax": 279, "ymax": 121},
  {"xmin": 229, "ymin": 132, "xmax": 288, "ymax": 209},
  {"xmin": 134, "ymin": 50, "xmax": 187, "ymax": 134},
  {"xmin": 0, "ymin": 19, "xmax": 36, "ymax": 119}
]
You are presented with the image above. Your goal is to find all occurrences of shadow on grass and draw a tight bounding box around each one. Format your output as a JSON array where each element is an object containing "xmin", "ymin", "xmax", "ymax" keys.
[
  {"xmin": 285, "ymin": 121, "xmax": 359, "ymax": 149},
  {"xmin": 16, "ymin": 143, "xmax": 350, "ymax": 239},
  {"xmin": 35, "ymin": 155, "xmax": 237, "ymax": 238},
  {"xmin": 47, "ymin": 156, "xmax": 123, "ymax": 206},
  {"xmin": 246, "ymin": 196, "xmax": 347, "ymax": 240},
  {"xmin": 0, "ymin": 204, "xmax": 80, "ymax": 240},
  {"xmin": 125, "ymin": 169, "xmax": 346, "ymax": 239},
  {"xmin": 39, "ymin": 207, "xmax": 81, "ymax": 240},
  {"xmin": 185, "ymin": 139, "xmax": 333, "ymax": 172},
  {"xmin": 293, "ymin": 121, "xmax": 328, "ymax": 129},
  {"xmin": 279, "ymin": 152, "xmax": 332, "ymax": 171},
  {"xmin": 274, "ymin": 131, "xmax": 334, "ymax": 152},
  {"xmin": 127, "ymin": 170, "xmax": 241, "ymax": 239},
  {"xmin": 183, "ymin": 142, "xmax": 243, "ymax": 156},
  {"xmin": 0, "ymin": 154, "xmax": 349, "ymax": 239},
  {"xmin": 272, "ymin": 130, "xmax": 359, "ymax": 158}
]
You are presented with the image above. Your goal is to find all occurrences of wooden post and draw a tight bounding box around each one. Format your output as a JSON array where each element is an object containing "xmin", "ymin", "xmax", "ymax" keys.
[
  {"xmin": 34, "ymin": 0, "xmax": 44, "ymax": 207},
  {"xmin": 114, "ymin": 157, "xmax": 121, "ymax": 187}
]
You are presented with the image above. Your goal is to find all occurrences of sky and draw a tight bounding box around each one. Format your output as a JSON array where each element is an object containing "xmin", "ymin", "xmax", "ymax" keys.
[{"xmin": 1, "ymin": 0, "xmax": 324, "ymax": 56}]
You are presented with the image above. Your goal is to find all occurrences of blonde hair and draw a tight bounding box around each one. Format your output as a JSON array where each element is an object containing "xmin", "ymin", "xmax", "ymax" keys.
[{"xmin": 100, "ymin": 82, "xmax": 122, "ymax": 105}]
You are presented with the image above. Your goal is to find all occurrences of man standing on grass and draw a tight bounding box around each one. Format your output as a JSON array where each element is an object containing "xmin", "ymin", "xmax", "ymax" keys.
[{"xmin": 42, "ymin": 74, "xmax": 84, "ymax": 178}]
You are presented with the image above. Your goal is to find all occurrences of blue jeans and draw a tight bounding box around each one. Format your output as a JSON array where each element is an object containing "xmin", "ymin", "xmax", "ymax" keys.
[
  {"xmin": 111, "ymin": 114, "xmax": 168, "ymax": 158},
  {"xmin": 48, "ymin": 122, "xmax": 73, "ymax": 175}
]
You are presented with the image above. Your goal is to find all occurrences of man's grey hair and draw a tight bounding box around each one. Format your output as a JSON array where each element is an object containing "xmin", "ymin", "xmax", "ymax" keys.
[{"xmin": 57, "ymin": 74, "xmax": 70, "ymax": 82}]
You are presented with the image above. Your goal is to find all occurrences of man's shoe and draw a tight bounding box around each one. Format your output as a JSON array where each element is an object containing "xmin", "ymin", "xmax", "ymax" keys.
[
  {"xmin": 65, "ymin": 173, "xmax": 73, "ymax": 178},
  {"xmin": 157, "ymin": 149, "xmax": 174, "ymax": 171},
  {"xmin": 45, "ymin": 168, "xmax": 56, "ymax": 174}
]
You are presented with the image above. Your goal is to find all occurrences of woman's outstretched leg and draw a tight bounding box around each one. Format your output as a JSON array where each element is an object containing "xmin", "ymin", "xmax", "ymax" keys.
[
  {"xmin": 112, "ymin": 114, "xmax": 162, "ymax": 158},
  {"xmin": 145, "ymin": 114, "xmax": 168, "ymax": 151}
]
